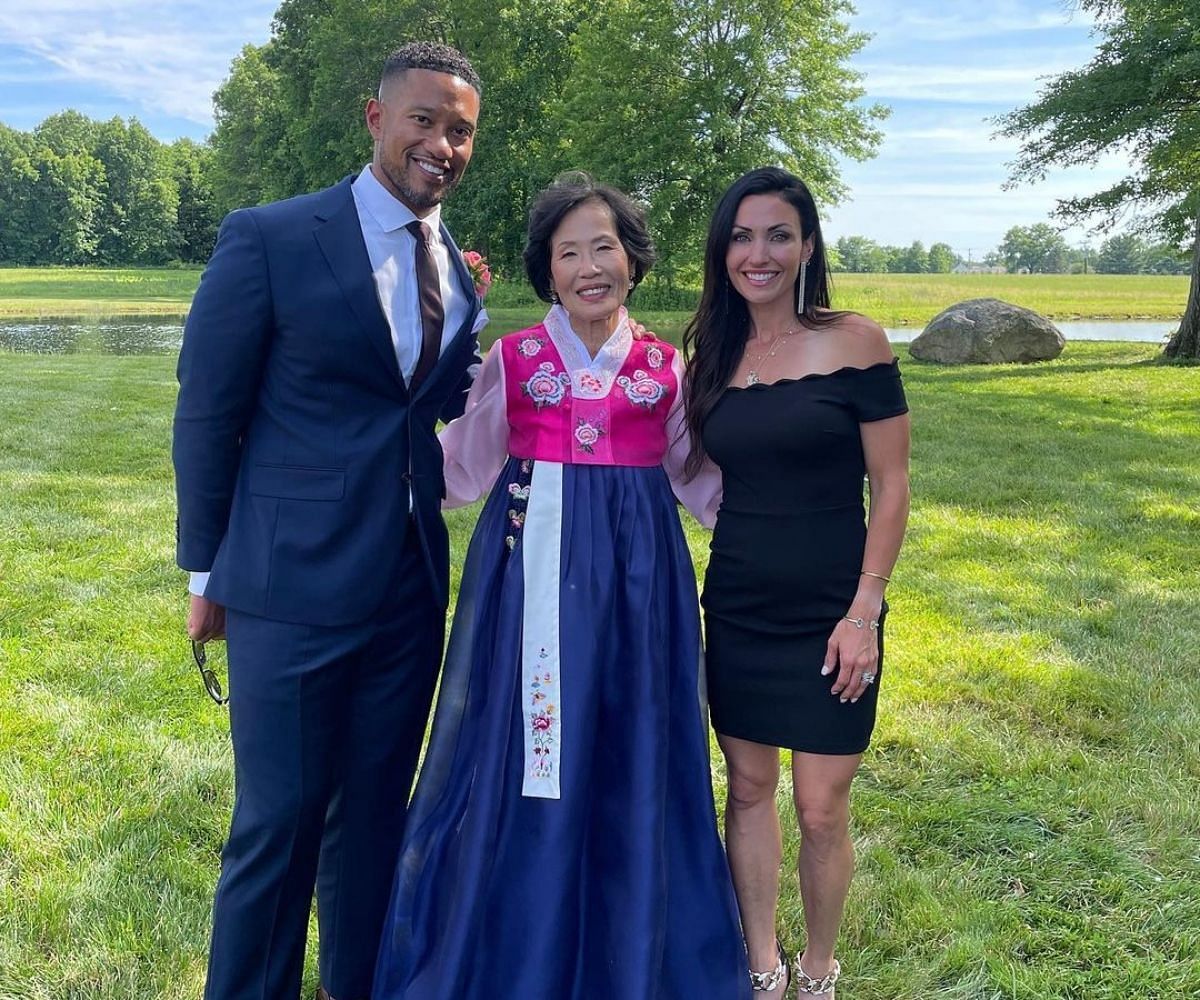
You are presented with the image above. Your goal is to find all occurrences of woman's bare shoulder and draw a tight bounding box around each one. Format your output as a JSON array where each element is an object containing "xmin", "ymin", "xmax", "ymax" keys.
[{"xmin": 815, "ymin": 310, "xmax": 895, "ymax": 366}]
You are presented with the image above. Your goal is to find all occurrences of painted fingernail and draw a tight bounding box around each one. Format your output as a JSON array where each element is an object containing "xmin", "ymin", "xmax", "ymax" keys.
[{"xmin": 821, "ymin": 665, "xmax": 832, "ymax": 675}]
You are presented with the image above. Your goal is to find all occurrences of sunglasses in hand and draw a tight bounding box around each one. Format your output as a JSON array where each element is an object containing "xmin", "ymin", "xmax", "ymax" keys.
[{"xmin": 192, "ymin": 640, "xmax": 230, "ymax": 705}]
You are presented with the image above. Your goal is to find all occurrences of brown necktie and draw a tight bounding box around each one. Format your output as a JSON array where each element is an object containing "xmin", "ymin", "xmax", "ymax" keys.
[{"xmin": 406, "ymin": 220, "xmax": 445, "ymax": 391}]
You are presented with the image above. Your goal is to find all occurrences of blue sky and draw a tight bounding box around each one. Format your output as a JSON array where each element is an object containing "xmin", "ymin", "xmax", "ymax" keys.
[{"xmin": 0, "ymin": 0, "xmax": 1128, "ymax": 257}]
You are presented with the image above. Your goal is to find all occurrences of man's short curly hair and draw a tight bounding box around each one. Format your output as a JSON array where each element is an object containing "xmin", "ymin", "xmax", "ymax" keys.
[{"xmin": 380, "ymin": 42, "xmax": 481, "ymax": 95}]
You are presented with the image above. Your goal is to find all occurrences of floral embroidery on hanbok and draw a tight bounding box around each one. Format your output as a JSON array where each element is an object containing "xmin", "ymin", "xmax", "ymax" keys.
[
  {"xmin": 503, "ymin": 461, "xmax": 534, "ymax": 550},
  {"xmin": 516, "ymin": 334, "xmax": 547, "ymax": 359},
  {"xmin": 616, "ymin": 369, "xmax": 667, "ymax": 408},
  {"xmin": 529, "ymin": 661, "xmax": 557, "ymax": 780},
  {"xmin": 644, "ymin": 344, "xmax": 665, "ymax": 371},
  {"xmin": 573, "ymin": 417, "xmax": 606, "ymax": 455},
  {"xmin": 521, "ymin": 361, "xmax": 571, "ymax": 409},
  {"xmin": 576, "ymin": 371, "xmax": 604, "ymax": 395}
]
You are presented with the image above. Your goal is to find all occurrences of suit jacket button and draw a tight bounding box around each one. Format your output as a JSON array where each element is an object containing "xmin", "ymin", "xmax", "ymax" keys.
[{"xmin": 401, "ymin": 472, "xmax": 413, "ymax": 484}]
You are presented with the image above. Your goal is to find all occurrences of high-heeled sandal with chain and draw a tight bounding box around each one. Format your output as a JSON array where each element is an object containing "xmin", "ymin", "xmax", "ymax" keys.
[
  {"xmin": 749, "ymin": 940, "xmax": 789, "ymax": 993},
  {"xmin": 793, "ymin": 954, "xmax": 840, "ymax": 996}
]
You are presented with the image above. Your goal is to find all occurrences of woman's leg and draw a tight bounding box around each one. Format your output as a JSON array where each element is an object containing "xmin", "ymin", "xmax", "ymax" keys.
[
  {"xmin": 718, "ymin": 733, "xmax": 784, "ymax": 977},
  {"xmin": 790, "ymin": 751, "xmax": 861, "ymax": 983}
]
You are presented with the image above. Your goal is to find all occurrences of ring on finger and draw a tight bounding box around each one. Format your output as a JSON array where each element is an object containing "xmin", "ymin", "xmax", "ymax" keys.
[{"xmin": 861, "ymin": 671, "xmax": 876, "ymax": 685}]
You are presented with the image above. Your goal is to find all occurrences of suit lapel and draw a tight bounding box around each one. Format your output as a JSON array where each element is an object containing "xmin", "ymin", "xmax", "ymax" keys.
[{"xmin": 313, "ymin": 180, "xmax": 405, "ymax": 389}]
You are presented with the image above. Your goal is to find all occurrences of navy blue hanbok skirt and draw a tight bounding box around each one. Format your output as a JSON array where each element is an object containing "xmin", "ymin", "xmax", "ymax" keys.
[{"xmin": 372, "ymin": 457, "xmax": 749, "ymax": 999}]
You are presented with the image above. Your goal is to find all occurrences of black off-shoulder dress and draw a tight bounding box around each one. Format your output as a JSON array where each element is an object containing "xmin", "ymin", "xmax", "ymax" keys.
[{"xmin": 701, "ymin": 360, "xmax": 908, "ymax": 753}]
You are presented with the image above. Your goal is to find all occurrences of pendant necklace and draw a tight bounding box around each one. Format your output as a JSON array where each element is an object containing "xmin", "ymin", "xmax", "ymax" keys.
[{"xmin": 745, "ymin": 328, "xmax": 800, "ymax": 386}]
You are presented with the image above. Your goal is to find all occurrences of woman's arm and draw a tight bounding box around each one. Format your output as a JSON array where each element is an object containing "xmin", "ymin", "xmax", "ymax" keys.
[
  {"xmin": 663, "ymin": 351, "xmax": 722, "ymax": 528},
  {"xmin": 826, "ymin": 412, "xmax": 911, "ymax": 702},
  {"xmin": 439, "ymin": 343, "xmax": 510, "ymax": 508},
  {"xmin": 821, "ymin": 317, "xmax": 911, "ymax": 702}
]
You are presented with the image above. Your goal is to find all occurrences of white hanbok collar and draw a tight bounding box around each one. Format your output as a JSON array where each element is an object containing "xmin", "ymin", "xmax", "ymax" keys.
[{"xmin": 543, "ymin": 304, "xmax": 632, "ymax": 399}]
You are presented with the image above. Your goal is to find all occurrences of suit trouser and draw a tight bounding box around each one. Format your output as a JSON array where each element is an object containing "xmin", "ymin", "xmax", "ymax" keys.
[{"xmin": 204, "ymin": 531, "xmax": 443, "ymax": 1000}]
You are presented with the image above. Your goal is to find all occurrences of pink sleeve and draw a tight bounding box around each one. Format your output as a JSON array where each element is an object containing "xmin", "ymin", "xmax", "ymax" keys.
[
  {"xmin": 439, "ymin": 343, "xmax": 510, "ymax": 508},
  {"xmin": 662, "ymin": 351, "xmax": 722, "ymax": 528}
]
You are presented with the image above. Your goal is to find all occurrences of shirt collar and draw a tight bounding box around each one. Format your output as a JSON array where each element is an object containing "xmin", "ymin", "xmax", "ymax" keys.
[{"xmin": 353, "ymin": 165, "xmax": 443, "ymax": 235}]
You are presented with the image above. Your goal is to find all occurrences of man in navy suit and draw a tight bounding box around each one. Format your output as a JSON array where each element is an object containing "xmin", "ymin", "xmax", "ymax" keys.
[{"xmin": 173, "ymin": 42, "xmax": 483, "ymax": 1000}]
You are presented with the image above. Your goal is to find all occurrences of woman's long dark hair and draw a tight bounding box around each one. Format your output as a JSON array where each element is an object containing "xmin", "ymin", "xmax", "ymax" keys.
[{"xmin": 682, "ymin": 166, "xmax": 844, "ymax": 477}]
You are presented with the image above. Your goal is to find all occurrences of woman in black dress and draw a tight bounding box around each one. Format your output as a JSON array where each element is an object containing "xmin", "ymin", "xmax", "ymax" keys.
[{"xmin": 683, "ymin": 167, "xmax": 911, "ymax": 997}]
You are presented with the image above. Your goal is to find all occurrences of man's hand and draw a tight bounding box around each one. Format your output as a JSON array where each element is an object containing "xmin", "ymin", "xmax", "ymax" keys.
[{"xmin": 188, "ymin": 594, "xmax": 227, "ymax": 643}]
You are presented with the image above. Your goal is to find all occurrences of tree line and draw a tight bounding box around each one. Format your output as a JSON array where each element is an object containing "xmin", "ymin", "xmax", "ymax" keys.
[
  {"xmin": 990, "ymin": 225, "xmax": 1188, "ymax": 276},
  {"xmin": 828, "ymin": 229, "xmax": 1189, "ymax": 275},
  {"xmin": 831, "ymin": 238, "xmax": 959, "ymax": 274},
  {"xmin": 0, "ymin": 113, "xmax": 218, "ymax": 265}
]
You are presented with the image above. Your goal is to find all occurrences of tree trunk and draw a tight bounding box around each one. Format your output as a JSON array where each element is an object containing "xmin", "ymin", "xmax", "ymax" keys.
[{"xmin": 1163, "ymin": 198, "xmax": 1200, "ymax": 359}]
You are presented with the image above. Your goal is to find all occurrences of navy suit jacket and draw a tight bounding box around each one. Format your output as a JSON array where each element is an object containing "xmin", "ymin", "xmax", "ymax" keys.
[{"xmin": 173, "ymin": 176, "xmax": 481, "ymax": 625}]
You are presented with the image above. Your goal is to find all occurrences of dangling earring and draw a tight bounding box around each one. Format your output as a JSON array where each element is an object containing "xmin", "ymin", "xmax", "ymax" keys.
[
  {"xmin": 796, "ymin": 259, "xmax": 808, "ymax": 315},
  {"xmin": 550, "ymin": 288, "xmax": 559, "ymax": 304}
]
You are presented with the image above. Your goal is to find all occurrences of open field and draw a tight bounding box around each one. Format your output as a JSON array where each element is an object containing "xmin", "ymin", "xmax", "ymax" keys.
[
  {"xmin": 0, "ymin": 266, "xmax": 1190, "ymax": 327},
  {"xmin": 0, "ymin": 267, "xmax": 202, "ymax": 318},
  {"xmin": 1, "ymin": 343, "xmax": 1197, "ymax": 998}
]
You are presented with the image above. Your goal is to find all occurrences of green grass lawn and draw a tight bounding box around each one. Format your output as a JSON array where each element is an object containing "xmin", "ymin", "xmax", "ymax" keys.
[
  {"xmin": 1, "ymin": 343, "xmax": 1198, "ymax": 998},
  {"xmin": 0, "ymin": 266, "xmax": 1190, "ymax": 327}
]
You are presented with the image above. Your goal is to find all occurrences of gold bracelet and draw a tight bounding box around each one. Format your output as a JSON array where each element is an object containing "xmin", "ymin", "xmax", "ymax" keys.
[{"xmin": 860, "ymin": 571, "xmax": 890, "ymax": 583}]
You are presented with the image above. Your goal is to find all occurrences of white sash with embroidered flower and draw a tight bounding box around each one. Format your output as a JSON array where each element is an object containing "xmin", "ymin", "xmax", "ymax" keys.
[
  {"xmin": 518, "ymin": 306, "xmax": 635, "ymax": 799},
  {"xmin": 521, "ymin": 460, "xmax": 564, "ymax": 798}
]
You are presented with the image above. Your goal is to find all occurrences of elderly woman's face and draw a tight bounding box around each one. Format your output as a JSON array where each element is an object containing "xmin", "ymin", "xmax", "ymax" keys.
[
  {"xmin": 725, "ymin": 193, "xmax": 813, "ymax": 307},
  {"xmin": 549, "ymin": 200, "xmax": 631, "ymax": 325}
]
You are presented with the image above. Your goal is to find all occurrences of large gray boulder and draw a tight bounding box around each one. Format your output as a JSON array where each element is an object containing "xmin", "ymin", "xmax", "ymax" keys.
[{"xmin": 909, "ymin": 297, "xmax": 1065, "ymax": 364}]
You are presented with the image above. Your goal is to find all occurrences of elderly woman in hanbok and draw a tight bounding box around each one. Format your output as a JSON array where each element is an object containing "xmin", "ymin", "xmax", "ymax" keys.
[{"xmin": 371, "ymin": 174, "xmax": 750, "ymax": 999}]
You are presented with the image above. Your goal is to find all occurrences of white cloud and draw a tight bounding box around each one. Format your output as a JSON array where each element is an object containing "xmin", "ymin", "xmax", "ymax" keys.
[
  {"xmin": 857, "ymin": 61, "xmax": 1095, "ymax": 105},
  {"xmin": 0, "ymin": 1, "xmax": 275, "ymax": 127},
  {"xmin": 850, "ymin": 0, "xmax": 1098, "ymax": 45}
]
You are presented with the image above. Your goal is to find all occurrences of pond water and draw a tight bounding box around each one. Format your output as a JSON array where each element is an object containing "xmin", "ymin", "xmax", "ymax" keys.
[
  {"xmin": 0, "ymin": 316, "xmax": 1177, "ymax": 355},
  {"xmin": 884, "ymin": 321, "xmax": 1173, "ymax": 345},
  {"xmin": 0, "ymin": 316, "xmax": 186, "ymax": 355}
]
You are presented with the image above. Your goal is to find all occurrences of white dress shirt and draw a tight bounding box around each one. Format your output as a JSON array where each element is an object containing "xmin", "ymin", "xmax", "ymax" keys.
[
  {"xmin": 188, "ymin": 168, "xmax": 475, "ymax": 598},
  {"xmin": 352, "ymin": 164, "xmax": 472, "ymax": 380}
]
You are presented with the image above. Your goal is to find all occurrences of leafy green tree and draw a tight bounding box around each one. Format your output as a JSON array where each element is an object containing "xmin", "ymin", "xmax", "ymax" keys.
[
  {"xmin": 210, "ymin": 43, "xmax": 292, "ymax": 214},
  {"xmin": 93, "ymin": 118, "xmax": 179, "ymax": 263},
  {"xmin": 436, "ymin": 0, "xmax": 585, "ymax": 276},
  {"xmin": 210, "ymin": 0, "xmax": 584, "ymax": 277},
  {"xmin": 927, "ymin": 241, "xmax": 956, "ymax": 273},
  {"xmin": 0, "ymin": 124, "xmax": 38, "ymax": 262},
  {"xmin": 834, "ymin": 236, "xmax": 870, "ymax": 273},
  {"xmin": 206, "ymin": 0, "xmax": 882, "ymax": 282},
  {"xmin": 998, "ymin": 224, "xmax": 1070, "ymax": 273},
  {"xmin": 29, "ymin": 148, "xmax": 107, "ymax": 264},
  {"xmin": 997, "ymin": 0, "xmax": 1200, "ymax": 358},
  {"xmin": 33, "ymin": 110, "xmax": 100, "ymax": 158},
  {"xmin": 1143, "ymin": 243, "xmax": 1189, "ymax": 275},
  {"xmin": 170, "ymin": 139, "xmax": 220, "ymax": 262},
  {"xmin": 1096, "ymin": 233, "xmax": 1147, "ymax": 274},
  {"xmin": 556, "ymin": 0, "xmax": 885, "ymax": 277},
  {"xmin": 895, "ymin": 240, "xmax": 928, "ymax": 273}
]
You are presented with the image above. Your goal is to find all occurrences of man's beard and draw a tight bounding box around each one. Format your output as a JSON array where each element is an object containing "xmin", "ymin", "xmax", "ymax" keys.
[{"xmin": 381, "ymin": 156, "xmax": 459, "ymax": 212}]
